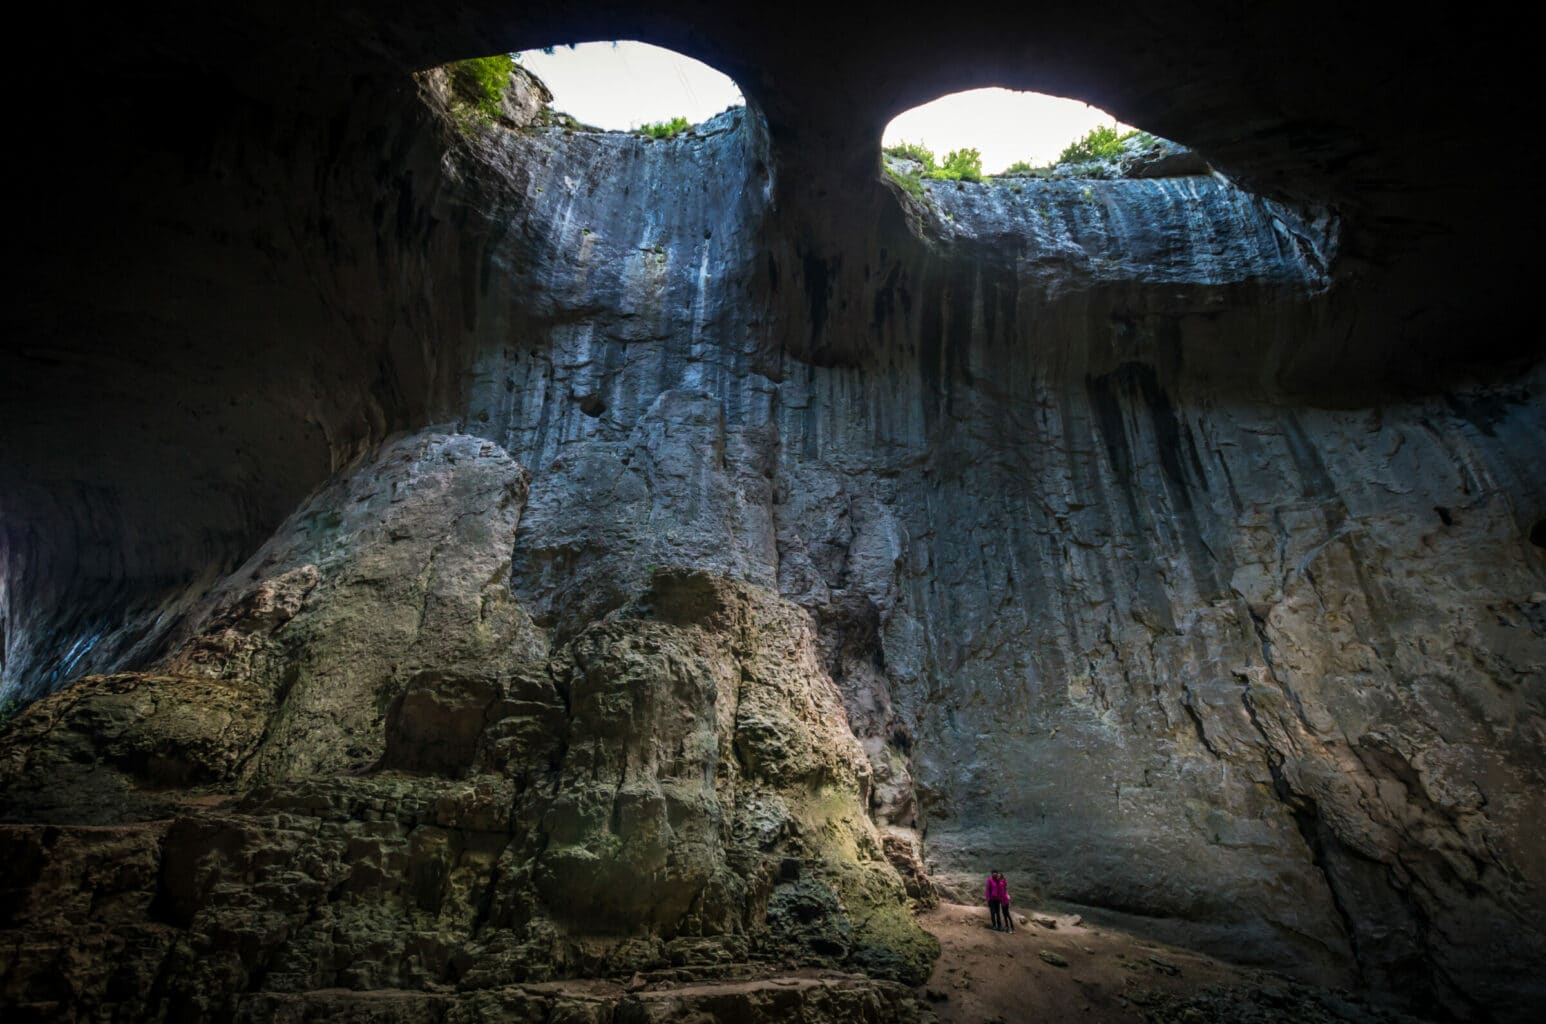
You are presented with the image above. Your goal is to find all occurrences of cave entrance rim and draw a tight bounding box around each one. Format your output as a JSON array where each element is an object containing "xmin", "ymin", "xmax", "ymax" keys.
[
  {"xmin": 881, "ymin": 87, "xmax": 1143, "ymax": 178},
  {"xmin": 509, "ymin": 40, "xmax": 746, "ymax": 134}
]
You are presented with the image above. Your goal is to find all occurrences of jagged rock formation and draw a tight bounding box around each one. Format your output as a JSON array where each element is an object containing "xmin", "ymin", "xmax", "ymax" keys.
[
  {"xmin": 2, "ymin": 6, "xmax": 1545, "ymax": 1023},
  {"xmin": 1044, "ymin": 133, "xmax": 1213, "ymax": 180},
  {"xmin": 1, "ymin": 432, "xmax": 937, "ymax": 1019}
]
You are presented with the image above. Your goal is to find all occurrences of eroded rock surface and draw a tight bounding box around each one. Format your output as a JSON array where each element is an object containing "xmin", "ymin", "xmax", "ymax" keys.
[
  {"xmin": 1, "ymin": 430, "xmax": 937, "ymax": 1020},
  {"xmin": 416, "ymin": 78, "xmax": 1541, "ymax": 1018}
]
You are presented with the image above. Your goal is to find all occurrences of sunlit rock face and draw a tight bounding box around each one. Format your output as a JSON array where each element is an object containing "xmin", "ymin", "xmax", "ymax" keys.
[{"xmin": 1, "ymin": 14, "xmax": 1544, "ymax": 1024}]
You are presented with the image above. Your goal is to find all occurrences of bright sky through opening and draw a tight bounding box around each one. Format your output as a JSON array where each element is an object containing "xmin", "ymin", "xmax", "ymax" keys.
[
  {"xmin": 517, "ymin": 42, "xmax": 1130, "ymax": 174},
  {"xmin": 883, "ymin": 89, "xmax": 1132, "ymax": 173},
  {"xmin": 516, "ymin": 41, "xmax": 743, "ymax": 129}
]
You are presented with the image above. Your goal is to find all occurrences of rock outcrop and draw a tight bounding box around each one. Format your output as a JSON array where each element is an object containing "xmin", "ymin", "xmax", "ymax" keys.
[{"xmin": 1, "ymin": 430, "xmax": 937, "ymax": 1020}]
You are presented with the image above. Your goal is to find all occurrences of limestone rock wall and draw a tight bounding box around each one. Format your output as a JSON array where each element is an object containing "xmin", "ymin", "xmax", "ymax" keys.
[
  {"xmin": 895, "ymin": 373, "xmax": 1546, "ymax": 1017},
  {"xmin": 425, "ymin": 86, "xmax": 1543, "ymax": 1018}
]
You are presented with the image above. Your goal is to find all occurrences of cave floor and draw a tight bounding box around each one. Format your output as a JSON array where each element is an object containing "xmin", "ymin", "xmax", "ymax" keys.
[{"xmin": 916, "ymin": 902, "xmax": 1427, "ymax": 1024}]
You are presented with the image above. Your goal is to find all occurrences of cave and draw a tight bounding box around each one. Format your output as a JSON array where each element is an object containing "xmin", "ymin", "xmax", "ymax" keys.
[{"xmin": 1, "ymin": 6, "xmax": 1544, "ymax": 1024}]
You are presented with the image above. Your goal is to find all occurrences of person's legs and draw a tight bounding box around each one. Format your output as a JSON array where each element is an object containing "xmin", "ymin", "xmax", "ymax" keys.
[
  {"xmin": 989, "ymin": 901, "xmax": 1002, "ymax": 929},
  {"xmin": 1003, "ymin": 904, "xmax": 1014, "ymax": 932}
]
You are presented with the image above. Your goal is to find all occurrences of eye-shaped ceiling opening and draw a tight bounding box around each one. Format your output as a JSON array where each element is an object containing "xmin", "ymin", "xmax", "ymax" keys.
[
  {"xmin": 512, "ymin": 40, "xmax": 744, "ymax": 133},
  {"xmin": 882, "ymin": 88, "xmax": 1139, "ymax": 176},
  {"xmin": 878, "ymin": 86, "xmax": 1204, "ymax": 190}
]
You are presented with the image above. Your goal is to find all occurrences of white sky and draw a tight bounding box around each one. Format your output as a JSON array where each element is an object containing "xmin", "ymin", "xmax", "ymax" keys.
[
  {"xmin": 516, "ymin": 42, "xmax": 744, "ymax": 129},
  {"xmin": 883, "ymin": 89, "xmax": 1131, "ymax": 173},
  {"xmin": 516, "ymin": 42, "xmax": 1128, "ymax": 173}
]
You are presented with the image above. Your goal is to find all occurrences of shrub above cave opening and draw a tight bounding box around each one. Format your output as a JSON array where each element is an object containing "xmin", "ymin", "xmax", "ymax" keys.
[
  {"xmin": 880, "ymin": 88, "xmax": 1207, "ymax": 199},
  {"xmin": 638, "ymin": 116, "xmax": 691, "ymax": 140},
  {"xmin": 445, "ymin": 54, "xmax": 517, "ymax": 129},
  {"xmin": 881, "ymin": 143, "xmax": 985, "ymax": 182}
]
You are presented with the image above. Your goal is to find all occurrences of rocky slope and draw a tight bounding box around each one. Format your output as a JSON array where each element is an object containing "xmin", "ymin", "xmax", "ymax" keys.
[
  {"xmin": 2, "ymin": 41, "xmax": 1543, "ymax": 1024},
  {"xmin": 1, "ymin": 431, "xmax": 937, "ymax": 1019}
]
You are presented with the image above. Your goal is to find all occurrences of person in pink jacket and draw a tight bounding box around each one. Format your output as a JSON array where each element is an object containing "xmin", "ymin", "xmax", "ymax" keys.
[{"xmin": 985, "ymin": 870, "xmax": 1013, "ymax": 932}]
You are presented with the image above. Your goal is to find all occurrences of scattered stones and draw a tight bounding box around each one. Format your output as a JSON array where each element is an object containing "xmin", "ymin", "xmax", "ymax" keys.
[{"xmin": 1039, "ymin": 951, "xmax": 1070, "ymax": 968}]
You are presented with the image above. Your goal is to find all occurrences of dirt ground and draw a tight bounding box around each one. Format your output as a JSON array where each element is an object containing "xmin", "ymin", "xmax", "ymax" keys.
[
  {"xmin": 917, "ymin": 902, "xmax": 1248, "ymax": 1023},
  {"xmin": 913, "ymin": 901, "xmax": 1428, "ymax": 1024}
]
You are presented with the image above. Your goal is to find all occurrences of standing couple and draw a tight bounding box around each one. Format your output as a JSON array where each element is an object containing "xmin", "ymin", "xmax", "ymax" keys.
[{"xmin": 985, "ymin": 869, "xmax": 1014, "ymax": 932}]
